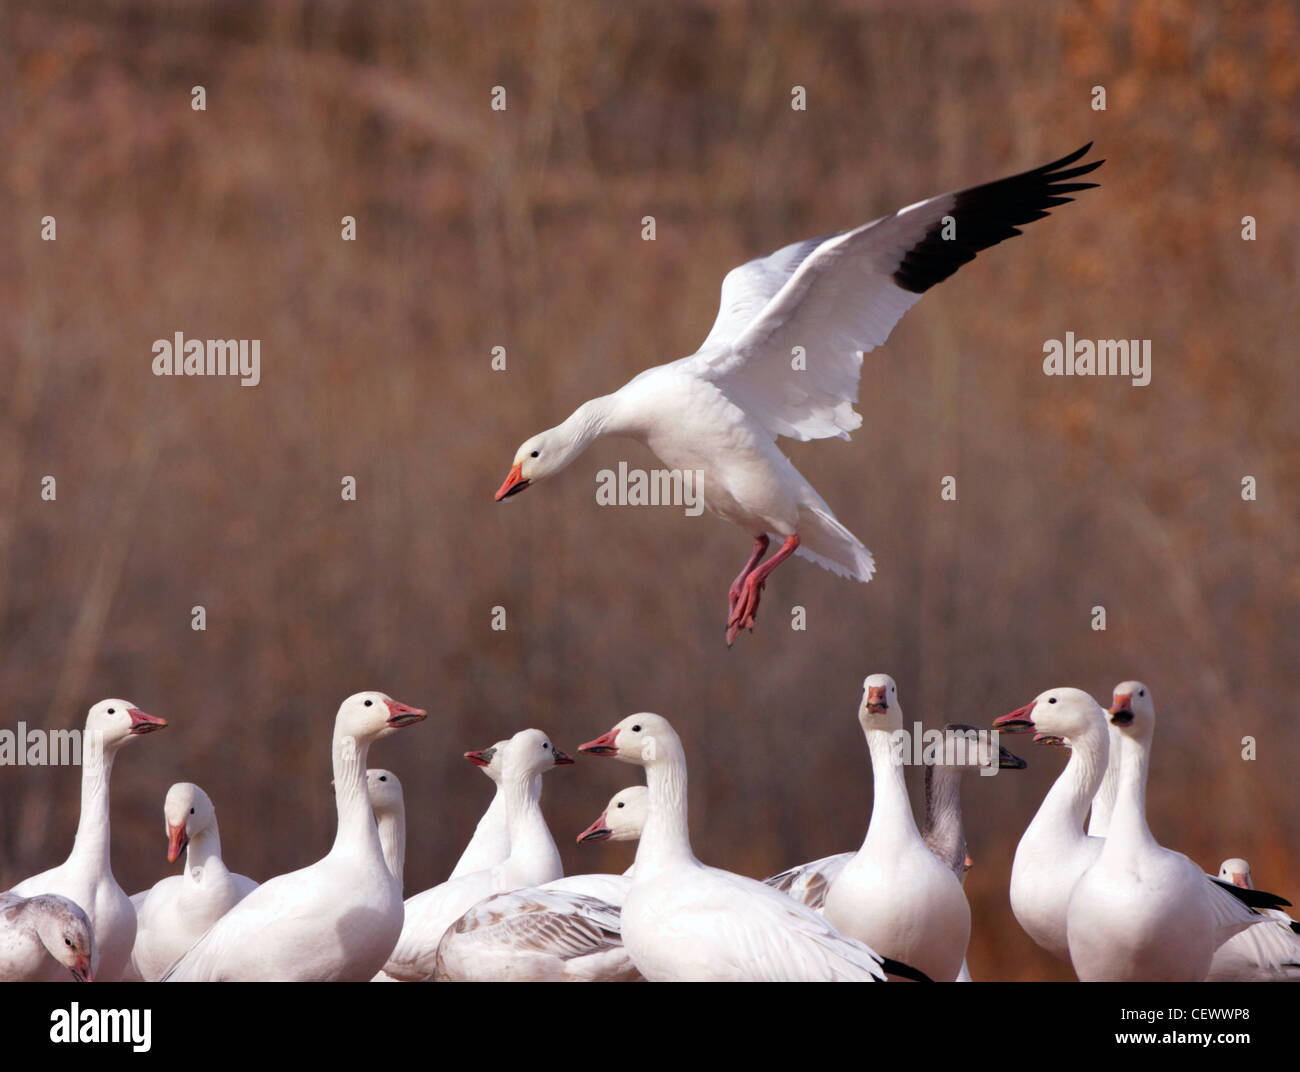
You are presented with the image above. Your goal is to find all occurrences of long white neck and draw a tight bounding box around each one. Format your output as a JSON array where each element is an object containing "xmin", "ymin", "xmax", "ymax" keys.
[
  {"xmin": 863, "ymin": 727, "xmax": 922, "ymax": 851},
  {"xmin": 1102, "ymin": 731, "xmax": 1156, "ymax": 858},
  {"xmin": 70, "ymin": 732, "xmax": 117, "ymax": 872},
  {"xmin": 923, "ymin": 765, "xmax": 966, "ymax": 878},
  {"xmin": 556, "ymin": 396, "xmax": 620, "ymax": 457},
  {"xmin": 1028, "ymin": 723, "xmax": 1107, "ymax": 845},
  {"xmin": 1087, "ymin": 723, "xmax": 1123, "ymax": 837},
  {"xmin": 634, "ymin": 739, "xmax": 695, "ymax": 878},
  {"xmin": 450, "ymin": 784, "xmax": 508, "ymax": 878},
  {"xmin": 377, "ymin": 809, "xmax": 406, "ymax": 890},
  {"xmin": 329, "ymin": 732, "xmax": 381, "ymax": 861},
  {"xmin": 502, "ymin": 772, "xmax": 559, "ymax": 878},
  {"xmin": 185, "ymin": 822, "xmax": 224, "ymax": 878}
]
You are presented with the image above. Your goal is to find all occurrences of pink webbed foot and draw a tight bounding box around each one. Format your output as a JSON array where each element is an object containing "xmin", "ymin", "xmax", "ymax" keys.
[
  {"xmin": 727, "ymin": 535, "xmax": 770, "ymax": 620},
  {"xmin": 724, "ymin": 533, "xmax": 800, "ymax": 646}
]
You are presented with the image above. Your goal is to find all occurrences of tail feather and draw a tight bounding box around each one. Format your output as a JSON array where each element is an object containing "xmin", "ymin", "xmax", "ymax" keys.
[{"xmin": 785, "ymin": 505, "xmax": 875, "ymax": 583}]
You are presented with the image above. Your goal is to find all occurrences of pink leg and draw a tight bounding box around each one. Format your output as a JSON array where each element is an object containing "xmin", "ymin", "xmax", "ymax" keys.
[
  {"xmin": 726, "ymin": 533, "xmax": 800, "ymax": 645},
  {"xmin": 728, "ymin": 535, "xmax": 770, "ymax": 618}
]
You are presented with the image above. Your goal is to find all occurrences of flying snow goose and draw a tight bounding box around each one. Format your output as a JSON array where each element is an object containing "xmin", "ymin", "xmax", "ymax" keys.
[
  {"xmin": 1207, "ymin": 859, "xmax": 1300, "ymax": 981},
  {"xmin": 449, "ymin": 741, "xmax": 511, "ymax": 879},
  {"xmin": 127, "ymin": 782, "xmax": 258, "ymax": 981},
  {"xmin": 1065, "ymin": 682, "xmax": 1289, "ymax": 981},
  {"xmin": 381, "ymin": 728, "xmax": 572, "ymax": 981},
  {"xmin": 8, "ymin": 699, "xmax": 167, "ymax": 981},
  {"xmin": 765, "ymin": 724, "xmax": 1024, "ymax": 914},
  {"xmin": 578, "ymin": 713, "xmax": 927, "ymax": 981},
  {"xmin": 821, "ymin": 676, "xmax": 971, "ymax": 982},
  {"xmin": 366, "ymin": 769, "xmax": 406, "ymax": 889},
  {"xmin": 495, "ymin": 145, "xmax": 1103, "ymax": 643},
  {"xmin": 0, "ymin": 892, "xmax": 94, "ymax": 982},
  {"xmin": 161, "ymin": 692, "xmax": 426, "ymax": 981},
  {"xmin": 993, "ymin": 688, "xmax": 1111, "ymax": 960},
  {"xmin": 430, "ymin": 787, "xmax": 650, "ymax": 982}
]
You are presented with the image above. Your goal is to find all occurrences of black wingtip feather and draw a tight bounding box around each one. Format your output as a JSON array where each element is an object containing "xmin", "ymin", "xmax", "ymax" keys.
[
  {"xmin": 880, "ymin": 956, "xmax": 933, "ymax": 982},
  {"xmin": 1210, "ymin": 876, "xmax": 1294, "ymax": 910},
  {"xmin": 891, "ymin": 143, "xmax": 1104, "ymax": 294}
]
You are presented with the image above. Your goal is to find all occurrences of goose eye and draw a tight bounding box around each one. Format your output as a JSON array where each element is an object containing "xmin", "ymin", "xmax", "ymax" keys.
[
  {"xmin": 632, "ymin": 724, "xmax": 641, "ymax": 732},
  {"xmin": 107, "ymin": 708, "xmax": 116, "ymax": 714},
  {"xmin": 530, "ymin": 450, "xmax": 540, "ymax": 458},
  {"xmin": 379, "ymin": 776, "xmax": 387, "ymax": 782},
  {"xmin": 364, "ymin": 699, "xmax": 373, "ymax": 707},
  {"xmin": 65, "ymin": 937, "xmax": 72, "ymax": 946},
  {"xmin": 543, "ymin": 742, "xmax": 549, "ymax": 750},
  {"xmin": 616, "ymin": 802, "xmax": 624, "ymax": 808},
  {"xmin": 1138, "ymin": 689, "xmax": 1145, "ymax": 697},
  {"xmin": 190, "ymin": 807, "xmax": 195, "ymax": 815}
]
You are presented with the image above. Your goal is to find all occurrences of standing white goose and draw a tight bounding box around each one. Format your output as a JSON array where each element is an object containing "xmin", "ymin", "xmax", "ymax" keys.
[
  {"xmin": 366, "ymin": 769, "xmax": 406, "ymax": 889},
  {"xmin": 128, "ymin": 783, "xmax": 258, "ymax": 981},
  {"xmin": 992, "ymin": 687, "xmax": 1111, "ymax": 960},
  {"xmin": 821, "ymin": 676, "xmax": 971, "ymax": 982},
  {"xmin": 431, "ymin": 787, "xmax": 649, "ymax": 982},
  {"xmin": 8, "ymin": 698, "xmax": 167, "ymax": 981},
  {"xmin": 161, "ymin": 692, "xmax": 426, "ymax": 981},
  {"xmin": 765, "ymin": 724, "xmax": 1024, "ymax": 915},
  {"xmin": 449, "ymin": 741, "xmax": 510, "ymax": 879},
  {"xmin": 578, "ymin": 713, "xmax": 921, "ymax": 981},
  {"xmin": 381, "ymin": 728, "xmax": 572, "ymax": 981},
  {"xmin": 1207, "ymin": 859, "xmax": 1300, "ymax": 981},
  {"xmin": 0, "ymin": 893, "xmax": 94, "ymax": 982},
  {"xmin": 1065, "ymin": 681, "xmax": 1284, "ymax": 981},
  {"xmin": 495, "ymin": 146, "xmax": 1102, "ymax": 643}
]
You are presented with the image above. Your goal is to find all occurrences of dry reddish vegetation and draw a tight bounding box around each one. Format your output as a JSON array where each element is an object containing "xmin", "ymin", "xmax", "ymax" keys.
[{"xmin": 1, "ymin": 1, "xmax": 1296, "ymax": 980}]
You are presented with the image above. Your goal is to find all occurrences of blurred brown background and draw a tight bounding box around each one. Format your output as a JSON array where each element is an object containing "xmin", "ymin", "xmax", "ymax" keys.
[{"xmin": 1, "ymin": 0, "xmax": 1296, "ymax": 981}]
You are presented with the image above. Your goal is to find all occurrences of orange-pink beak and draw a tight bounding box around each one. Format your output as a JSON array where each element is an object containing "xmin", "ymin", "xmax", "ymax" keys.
[
  {"xmin": 384, "ymin": 699, "xmax": 426, "ymax": 727},
  {"xmin": 993, "ymin": 702, "xmax": 1036, "ymax": 733},
  {"xmin": 166, "ymin": 822, "xmax": 189, "ymax": 864},
  {"xmin": 71, "ymin": 954, "xmax": 93, "ymax": 982},
  {"xmin": 495, "ymin": 463, "xmax": 530, "ymax": 501},
  {"xmin": 128, "ymin": 707, "xmax": 167, "ymax": 735},
  {"xmin": 865, "ymin": 685, "xmax": 888, "ymax": 713},
  {"xmin": 576, "ymin": 811, "xmax": 612, "ymax": 843},
  {"xmin": 579, "ymin": 729, "xmax": 620, "ymax": 756}
]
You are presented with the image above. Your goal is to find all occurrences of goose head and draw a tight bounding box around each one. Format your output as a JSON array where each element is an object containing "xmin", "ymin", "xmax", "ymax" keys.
[
  {"xmin": 495, "ymin": 426, "xmax": 581, "ymax": 501},
  {"xmin": 83, "ymin": 698, "xmax": 167, "ymax": 750},
  {"xmin": 162, "ymin": 782, "xmax": 215, "ymax": 863},
  {"xmin": 335, "ymin": 691, "xmax": 426, "ymax": 743},
  {"xmin": 938, "ymin": 723, "xmax": 1027, "ymax": 772},
  {"xmin": 463, "ymin": 739, "xmax": 510, "ymax": 784},
  {"xmin": 22, "ymin": 896, "xmax": 94, "ymax": 982},
  {"xmin": 1108, "ymin": 680, "xmax": 1155, "ymax": 740},
  {"xmin": 576, "ymin": 785, "xmax": 649, "ymax": 843},
  {"xmin": 500, "ymin": 728, "xmax": 574, "ymax": 780},
  {"xmin": 858, "ymin": 673, "xmax": 902, "ymax": 731},
  {"xmin": 365, "ymin": 769, "xmax": 404, "ymax": 818},
  {"xmin": 1218, "ymin": 858, "xmax": 1253, "ymax": 890},
  {"xmin": 994, "ymin": 687, "xmax": 1107, "ymax": 745},
  {"xmin": 578, "ymin": 712, "xmax": 675, "ymax": 767}
]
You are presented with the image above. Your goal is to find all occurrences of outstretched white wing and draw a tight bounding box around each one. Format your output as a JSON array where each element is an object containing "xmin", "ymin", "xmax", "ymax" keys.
[{"xmin": 687, "ymin": 144, "xmax": 1103, "ymax": 442}]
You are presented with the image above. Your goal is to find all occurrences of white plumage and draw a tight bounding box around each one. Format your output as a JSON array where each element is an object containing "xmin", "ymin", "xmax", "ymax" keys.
[
  {"xmin": 496, "ymin": 146, "xmax": 1102, "ymax": 642},
  {"xmin": 8, "ymin": 698, "xmax": 167, "ymax": 981}
]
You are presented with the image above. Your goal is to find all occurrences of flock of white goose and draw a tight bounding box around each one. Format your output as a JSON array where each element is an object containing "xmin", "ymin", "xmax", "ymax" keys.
[{"xmin": 2, "ymin": 677, "xmax": 1295, "ymax": 982}]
